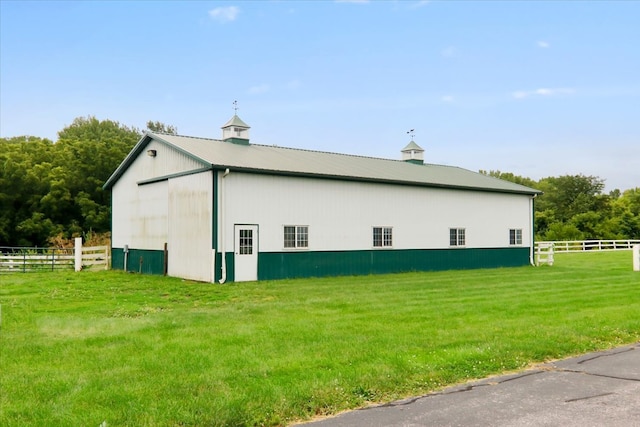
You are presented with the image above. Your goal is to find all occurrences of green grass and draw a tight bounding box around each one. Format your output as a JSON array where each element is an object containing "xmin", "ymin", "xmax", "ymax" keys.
[{"xmin": 1, "ymin": 251, "xmax": 639, "ymax": 426}]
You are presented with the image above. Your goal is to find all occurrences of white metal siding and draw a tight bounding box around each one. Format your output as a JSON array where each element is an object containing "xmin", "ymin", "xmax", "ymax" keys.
[
  {"xmin": 134, "ymin": 181, "xmax": 168, "ymax": 249},
  {"xmin": 167, "ymin": 172, "xmax": 213, "ymax": 282},
  {"xmin": 139, "ymin": 140, "xmax": 205, "ymax": 181},
  {"xmin": 111, "ymin": 141, "xmax": 207, "ymax": 249},
  {"xmin": 111, "ymin": 174, "xmax": 168, "ymax": 249},
  {"xmin": 219, "ymin": 172, "xmax": 532, "ymax": 253}
]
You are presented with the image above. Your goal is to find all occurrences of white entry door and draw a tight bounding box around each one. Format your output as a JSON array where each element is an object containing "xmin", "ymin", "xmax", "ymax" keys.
[{"xmin": 234, "ymin": 225, "xmax": 258, "ymax": 282}]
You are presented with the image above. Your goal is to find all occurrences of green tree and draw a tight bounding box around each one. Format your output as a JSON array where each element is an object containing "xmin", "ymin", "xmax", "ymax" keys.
[
  {"xmin": 479, "ymin": 170, "xmax": 538, "ymax": 188},
  {"xmin": 15, "ymin": 212, "xmax": 62, "ymax": 247},
  {"xmin": 0, "ymin": 136, "xmax": 55, "ymax": 245},
  {"xmin": 570, "ymin": 211, "xmax": 610, "ymax": 240},
  {"xmin": 534, "ymin": 209, "xmax": 555, "ymax": 239},
  {"xmin": 1, "ymin": 117, "xmax": 140, "ymax": 246},
  {"xmin": 54, "ymin": 116, "xmax": 141, "ymax": 236},
  {"xmin": 146, "ymin": 121, "xmax": 178, "ymax": 135},
  {"xmin": 543, "ymin": 222, "xmax": 584, "ymax": 241},
  {"xmin": 618, "ymin": 188, "xmax": 640, "ymax": 216},
  {"xmin": 609, "ymin": 188, "xmax": 640, "ymax": 239},
  {"xmin": 535, "ymin": 174, "xmax": 606, "ymax": 222}
]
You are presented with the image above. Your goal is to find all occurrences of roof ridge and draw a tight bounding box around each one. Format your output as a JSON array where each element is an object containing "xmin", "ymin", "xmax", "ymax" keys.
[
  {"xmin": 155, "ymin": 132, "xmax": 463, "ymax": 168},
  {"xmin": 157, "ymin": 131, "xmax": 402, "ymax": 163},
  {"xmin": 253, "ymin": 144, "xmax": 468, "ymax": 169},
  {"xmin": 252, "ymin": 142, "xmax": 413, "ymax": 164},
  {"xmin": 151, "ymin": 132, "xmax": 223, "ymax": 143}
]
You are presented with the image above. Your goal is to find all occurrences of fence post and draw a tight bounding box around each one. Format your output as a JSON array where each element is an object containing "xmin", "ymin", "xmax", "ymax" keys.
[
  {"xmin": 634, "ymin": 245, "xmax": 640, "ymax": 272},
  {"xmin": 163, "ymin": 242, "xmax": 168, "ymax": 276},
  {"xmin": 75, "ymin": 237, "xmax": 82, "ymax": 272}
]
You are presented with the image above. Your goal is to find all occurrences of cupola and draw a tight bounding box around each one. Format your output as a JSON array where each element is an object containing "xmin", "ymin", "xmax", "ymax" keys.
[
  {"xmin": 401, "ymin": 140, "xmax": 424, "ymax": 165},
  {"xmin": 221, "ymin": 114, "xmax": 250, "ymax": 145}
]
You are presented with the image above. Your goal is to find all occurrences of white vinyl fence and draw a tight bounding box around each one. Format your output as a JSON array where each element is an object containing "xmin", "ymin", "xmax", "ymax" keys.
[
  {"xmin": 0, "ymin": 240, "xmax": 110, "ymax": 273},
  {"xmin": 536, "ymin": 239, "xmax": 640, "ymax": 253},
  {"xmin": 534, "ymin": 239, "xmax": 640, "ymax": 266}
]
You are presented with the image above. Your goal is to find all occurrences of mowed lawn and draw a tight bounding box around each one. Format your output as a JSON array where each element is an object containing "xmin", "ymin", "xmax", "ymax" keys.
[{"xmin": 1, "ymin": 251, "xmax": 639, "ymax": 426}]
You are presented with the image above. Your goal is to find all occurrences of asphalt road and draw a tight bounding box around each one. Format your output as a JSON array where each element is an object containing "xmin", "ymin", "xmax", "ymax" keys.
[{"xmin": 298, "ymin": 342, "xmax": 640, "ymax": 427}]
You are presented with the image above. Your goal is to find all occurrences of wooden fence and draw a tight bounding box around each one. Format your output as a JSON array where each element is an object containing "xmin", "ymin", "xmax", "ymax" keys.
[
  {"xmin": 0, "ymin": 245, "xmax": 110, "ymax": 273},
  {"xmin": 81, "ymin": 245, "xmax": 111, "ymax": 271}
]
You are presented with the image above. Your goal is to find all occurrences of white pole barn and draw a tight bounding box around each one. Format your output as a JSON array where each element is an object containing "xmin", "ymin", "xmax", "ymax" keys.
[{"xmin": 103, "ymin": 114, "xmax": 541, "ymax": 282}]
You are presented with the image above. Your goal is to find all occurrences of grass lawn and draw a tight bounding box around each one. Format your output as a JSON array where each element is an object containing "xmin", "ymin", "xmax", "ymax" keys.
[{"xmin": 1, "ymin": 251, "xmax": 639, "ymax": 426}]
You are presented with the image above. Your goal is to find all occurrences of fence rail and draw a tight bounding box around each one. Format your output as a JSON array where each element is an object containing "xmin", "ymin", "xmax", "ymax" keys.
[
  {"xmin": 81, "ymin": 245, "xmax": 111, "ymax": 270},
  {"xmin": 535, "ymin": 239, "xmax": 640, "ymax": 253},
  {"xmin": 0, "ymin": 245, "xmax": 110, "ymax": 273}
]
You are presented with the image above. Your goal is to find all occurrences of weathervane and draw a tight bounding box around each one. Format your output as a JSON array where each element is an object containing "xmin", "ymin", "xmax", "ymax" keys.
[
  {"xmin": 233, "ymin": 100, "xmax": 239, "ymax": 115},
  {"xmin": 407, "ymin": 129, "xmax": 415, "ymax": 140}
]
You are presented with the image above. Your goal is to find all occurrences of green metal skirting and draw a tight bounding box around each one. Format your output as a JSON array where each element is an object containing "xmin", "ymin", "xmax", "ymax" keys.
[
  {"xmin": 113, "ymin": 246, "xmax": 530, "ymax": 281},
  {"xmin": 258, "ymin": 247, "xmax": 531, "ymax": 281},
  {"xmin": 112, "ymin": 248, "xmax": 165, "ymax": 275}
]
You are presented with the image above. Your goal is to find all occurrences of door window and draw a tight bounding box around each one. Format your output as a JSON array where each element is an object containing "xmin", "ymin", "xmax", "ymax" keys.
[{"xmin": 239, "ymin": 229, "xmax": 253, "ymax": 255}]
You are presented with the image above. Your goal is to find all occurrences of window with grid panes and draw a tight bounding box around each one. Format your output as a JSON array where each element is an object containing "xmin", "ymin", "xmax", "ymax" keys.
[
  {"xmin": 509, "ymin": 229, "xmax": 522, "ymax": 245},
  {"xmin": 239, "ymin": 229, "xmax": 253, "ymax": 254},
  {"xmin": 284, "ymin": 226, "xmax": 308, "ymax": 248},
  {"xmin": 373, "ymin": 227, "xmax": 393, "ymax": 247},
  {"xmin": 449, "ymin": 228, "xmax": 465, "ymax": 246}
]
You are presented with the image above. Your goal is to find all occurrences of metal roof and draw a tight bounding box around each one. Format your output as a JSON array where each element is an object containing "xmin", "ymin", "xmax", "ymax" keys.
[
  {"xmin": 221, "ymin": 114, "xmax": 250, "ymax": 129},
  {"xmin": 401, "ymin": 140, "xmax": 424, "ymax": 152},
  {"xmin": 103, "ymin": 132, "xmax": 542, "ymax": 195}
]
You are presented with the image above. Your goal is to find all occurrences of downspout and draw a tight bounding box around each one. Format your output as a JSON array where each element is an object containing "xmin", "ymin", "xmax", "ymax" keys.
[
  {"xmin": 218, "ymin": 168, "xmax": 230, "ymax": 283},
  {"xmin": 529, "ymin": 193, "xmax": 537, "ymax": 266}
]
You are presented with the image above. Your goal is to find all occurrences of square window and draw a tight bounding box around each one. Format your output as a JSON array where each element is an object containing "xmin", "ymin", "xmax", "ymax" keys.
[
  {"xmin": 373, "ymin": 227, "xmax": 392, "ymax": 247},
  {"xmin": 284, "ymin": 225, "xmax": 308, "ymax": 249}
]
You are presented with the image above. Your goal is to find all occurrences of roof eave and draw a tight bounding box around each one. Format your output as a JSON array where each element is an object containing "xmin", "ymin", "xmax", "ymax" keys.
[
  {"xmin": 207, "ymin": 165, "xmax": 542, "ymax": 196},
  {"xmin": 102, "ymin": 132, "xmax": 211, "ymax": 190}
]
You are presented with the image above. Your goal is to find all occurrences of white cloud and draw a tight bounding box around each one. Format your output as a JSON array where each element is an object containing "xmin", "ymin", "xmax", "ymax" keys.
[
  {"xmin": 441, "ymin": 95, "xmax": 454, "ymax": 103},
  {"xmin": 537, "ymin": 40, "xmax": 550, "ymax": 48},
  {"xmin": 208, "ymin": 6, "xmax": 239, "ymax": 23},
  {"xmin": 247, "ymin": 84, "xmax": 270, "ymax": 95},
  {"xmin": 535, "ymin": 88, "xmax": 553, "ymax": 96},
  {"xmin": 512, "ymin": 87, "xmax": 575, "ymax": 99}
]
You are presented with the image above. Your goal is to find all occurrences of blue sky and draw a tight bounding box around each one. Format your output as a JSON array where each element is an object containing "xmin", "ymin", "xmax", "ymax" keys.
[{"xmin": 1, "ymin": 0, "xmax": 638, "ymax": 191}]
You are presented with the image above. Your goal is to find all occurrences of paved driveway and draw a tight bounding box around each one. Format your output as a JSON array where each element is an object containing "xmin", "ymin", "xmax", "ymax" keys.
[{"xmin": 298, "ymin": 342, "xmax": 640, "ymax": 427}]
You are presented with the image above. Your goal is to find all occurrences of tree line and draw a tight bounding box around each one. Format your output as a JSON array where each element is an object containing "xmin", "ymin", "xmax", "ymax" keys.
[
  {"xmin": 0, "ymin": 117, "xmax": 176, "ymax": 247},
  {"xmin": 480, "ymin": 171, "xmax": 639, "ymax": 241},
  {"xmin": 1, "ymin": 116, "xmax": 638, "ymax": 247}
]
